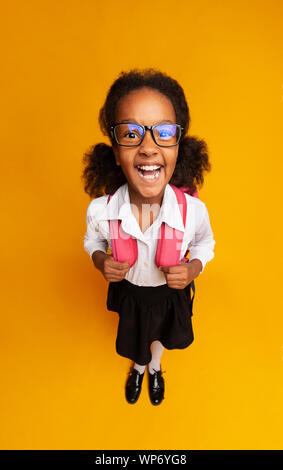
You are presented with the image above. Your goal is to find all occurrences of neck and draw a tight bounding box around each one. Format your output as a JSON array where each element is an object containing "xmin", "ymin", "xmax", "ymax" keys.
[{"xmin": 128, "ymin": 185, "xmax": 165, "ymax": 211}]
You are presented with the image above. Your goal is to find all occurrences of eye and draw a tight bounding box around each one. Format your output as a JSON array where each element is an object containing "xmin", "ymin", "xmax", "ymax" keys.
[
  {"xmin": 155, "ymin": 125, "xmax": 176, "ymax": 139},
  {"xmin": 123, "ymin": 124, "xmax": 143, "ymax": 139},
  {"xmin": 124, "ymin": 131, "xmax": 140, "ymax": 139},
  {"xmin": 159, "ymin": 130, "xmax": 171, "ymax": 137}
]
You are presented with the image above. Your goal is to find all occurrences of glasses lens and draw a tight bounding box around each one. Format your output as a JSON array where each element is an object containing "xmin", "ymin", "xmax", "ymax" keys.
[
  {"xmin": 114, "ymin": 123, "xmax": 144, "ymax": 146},
  {"xmin": 153, "ymin": 124, "xmax": 180, "ymax": 146}
]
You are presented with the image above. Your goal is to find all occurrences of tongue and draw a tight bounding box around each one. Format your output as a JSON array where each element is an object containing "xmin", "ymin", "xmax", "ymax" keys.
[{"xmin": 140, "ymin": 168, "xmax": 161, "ymax": 175}]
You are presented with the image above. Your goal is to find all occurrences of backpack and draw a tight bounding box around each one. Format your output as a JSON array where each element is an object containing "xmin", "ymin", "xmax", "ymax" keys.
[
  {"xmin": 107, "ymin": 184, "xmax": 198, "ymax": 308},
  {"xmin": 107, "ymin": 184, "xmax": 199, "ymax": 267}
]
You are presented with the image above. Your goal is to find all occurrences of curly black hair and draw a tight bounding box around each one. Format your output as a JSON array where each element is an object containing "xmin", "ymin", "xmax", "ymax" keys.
[{"xmin": 81, "ymin": 68, "xmax": 211, "ymax": 198}]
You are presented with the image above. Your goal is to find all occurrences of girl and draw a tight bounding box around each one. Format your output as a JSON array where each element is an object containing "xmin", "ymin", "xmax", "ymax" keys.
[{"xmin": 82, "ymin": 68, "xmax": 215, "ymax": 406}]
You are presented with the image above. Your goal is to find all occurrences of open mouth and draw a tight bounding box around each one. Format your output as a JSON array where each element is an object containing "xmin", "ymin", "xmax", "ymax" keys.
[{"xmin": 135, "ymin": 164, "xmax": 163, "ymax": 182}]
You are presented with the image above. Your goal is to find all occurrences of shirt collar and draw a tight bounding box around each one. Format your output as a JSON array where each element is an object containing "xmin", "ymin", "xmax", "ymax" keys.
[
  {"xmin": 158, "ymin": 184, "xmax": 185, "ymax": 232},
  {"xmin": 98, "ymin": 183, "xmax": 185, "ymax": 237}
]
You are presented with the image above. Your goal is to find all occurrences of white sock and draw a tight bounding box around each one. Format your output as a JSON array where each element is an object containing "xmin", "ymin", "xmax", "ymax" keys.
[
  {"xmin": 133, "ymin": 363, "xmax": 146, "ymax": 374},
  {"xmin": 148, "ymin": 340, "xmax": 164, "ymax": 374},
  {"xmin": 148, "ymin": 359, "xmax": 161, "ymax": 374}
]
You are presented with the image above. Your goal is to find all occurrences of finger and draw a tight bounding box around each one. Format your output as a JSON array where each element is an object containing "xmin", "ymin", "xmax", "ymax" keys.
[
  {"xmin": 164, "ymin": 272, "xmax": 186, "ymax": 281},
  {"xmin": 159, "ymin": 266, "xmax": 169, "ymax": 273},
  {"xmin": 168, "ymin": 284, "xmax": 183, "ymax": 289},
  {"xmin": 167, "ymin": 284, "xmax": 179, "ymax": 289},
  {"xmin": 108, "ymin": 259, "xmax": 130, "ymax": 270},
  {"xmin": 106, "ymin": 265, "xmax": 131, "ymax": 277},
  {"xmin": 168, "ymin": 265, "xmax": 186, "ymax": 272},
  {"xmin": 105, "ymin": 270, "xmax": 128, "ymax": 281},
  {"xmin": 106, "ymin": 267, "xmax": 129, "ymax": 278},
  {"xmin": 107, "ymin": 276, "xmax": 125, "ymax": 282},
  {"xmin": 159, "ymin": 265, "xmax": 185, "ymax": 273},
  {"xmin": 116, "ymin": 262, "xmax": 130, "ymax": 270}
]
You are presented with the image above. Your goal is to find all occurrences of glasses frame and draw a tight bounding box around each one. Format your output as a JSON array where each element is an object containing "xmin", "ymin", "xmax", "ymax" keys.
[{"xmin": 110, "ymin": 122, "xmax": 184, "ymax": 147}]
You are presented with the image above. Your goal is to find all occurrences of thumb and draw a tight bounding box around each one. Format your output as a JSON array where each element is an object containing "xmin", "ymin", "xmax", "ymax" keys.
[{"xmin": 159, "ymin": 266, "xmax": 168, "ymax": 272}]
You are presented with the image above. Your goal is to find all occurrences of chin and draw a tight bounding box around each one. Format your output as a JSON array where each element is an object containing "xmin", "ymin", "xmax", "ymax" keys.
[{"xmin": 137, "ymin": 182, "xmax": 166, "ymax": 201}]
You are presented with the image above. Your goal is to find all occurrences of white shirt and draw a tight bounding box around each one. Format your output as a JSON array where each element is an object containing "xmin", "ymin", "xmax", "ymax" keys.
[{"xmin": 84, "ymin": 183, "xmax": 215, "ymax": 286}]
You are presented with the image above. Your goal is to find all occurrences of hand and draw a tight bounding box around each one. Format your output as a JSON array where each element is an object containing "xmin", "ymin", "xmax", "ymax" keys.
[
  {"xmin": 101, "ymin": 254, "xmax": 131, "ymax": 282},
  {"xmin": 158, "ymin": 259, "xmax": 202, "ymax": 289}
]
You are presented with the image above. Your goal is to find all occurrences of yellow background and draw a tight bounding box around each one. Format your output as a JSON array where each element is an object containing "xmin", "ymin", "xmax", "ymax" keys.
[{"xmin": 1, "ymin": 0, "xmax": 282, "ymax": 450}]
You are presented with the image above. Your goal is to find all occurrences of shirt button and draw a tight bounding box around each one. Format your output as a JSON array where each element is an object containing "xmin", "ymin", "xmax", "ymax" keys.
[{"xmin": 143, "ymin": 262, "xmax": 148, "ymax": 267}]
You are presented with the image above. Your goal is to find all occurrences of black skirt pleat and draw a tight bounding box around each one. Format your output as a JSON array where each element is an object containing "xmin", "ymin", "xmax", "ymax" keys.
[{"xmin": 106, "ymin": 278, "xmax": 195, "ymax": 366}]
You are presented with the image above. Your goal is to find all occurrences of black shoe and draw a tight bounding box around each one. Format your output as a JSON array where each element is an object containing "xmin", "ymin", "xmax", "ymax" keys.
[
  {"xmin": 125, "ymin": 366, "xmax": 145, "ymax": 404},
  {"xmin": 148, "ymin": 367, "xmax": 166, "ymax": 406}
]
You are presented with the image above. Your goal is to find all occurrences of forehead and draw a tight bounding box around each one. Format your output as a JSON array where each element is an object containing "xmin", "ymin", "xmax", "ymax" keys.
[{"xmin": 114, "ymin": 87, "xmax": 176, "ymax": 124}]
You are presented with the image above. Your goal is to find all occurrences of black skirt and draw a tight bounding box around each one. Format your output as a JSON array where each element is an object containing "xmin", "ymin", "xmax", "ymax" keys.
[{"xmin": 106, "ymin": 278, "xmax": 196, "ymax": 366}]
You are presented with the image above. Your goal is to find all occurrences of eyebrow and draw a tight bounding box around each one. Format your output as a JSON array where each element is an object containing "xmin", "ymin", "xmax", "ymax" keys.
[{"xmin": 119, "ymin": 119, "xmax": 174, "ymax": 124}]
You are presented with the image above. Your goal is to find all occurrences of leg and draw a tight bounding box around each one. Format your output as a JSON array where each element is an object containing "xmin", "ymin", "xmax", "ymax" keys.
[
  {"xmin": 133, "ymin": 362, "xmax": 146, "ymax": 374},
  {"xmin": 148, "ymin": 340, "xmax": 165, "ymax": 405},
  {"xmin": 148, "ymin": 340, "xmax": 164, "ymax": 374},
  {"xmin": 133, "ymin": 339, "xmax": 164, "ymax": 374}
]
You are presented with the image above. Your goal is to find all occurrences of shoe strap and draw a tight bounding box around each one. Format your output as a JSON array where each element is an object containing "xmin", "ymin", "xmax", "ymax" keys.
[{"xmin": 152, "ymin": 368, "xmax": 166, "ymax": 374}]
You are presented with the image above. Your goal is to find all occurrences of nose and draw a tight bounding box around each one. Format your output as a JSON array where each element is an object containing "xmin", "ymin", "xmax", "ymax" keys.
[{"xmin": 139, "ymin": 128, "xmax": 158, "ymax": 155}]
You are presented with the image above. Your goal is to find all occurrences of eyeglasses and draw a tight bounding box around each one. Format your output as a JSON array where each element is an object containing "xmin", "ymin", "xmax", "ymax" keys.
[{"xmin": 110, "ymin": 122, "xmax": 184, "ymax": 147}]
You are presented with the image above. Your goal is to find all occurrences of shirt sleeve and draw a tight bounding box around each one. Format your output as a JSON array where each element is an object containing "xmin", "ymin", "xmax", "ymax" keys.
[
  {"xmin": 188, "ymin": 202, "xmax": 216, "ymax": 274},
  {"xmin": 84, "ymin": 201, "xmax": 108, "ymax": 259}
]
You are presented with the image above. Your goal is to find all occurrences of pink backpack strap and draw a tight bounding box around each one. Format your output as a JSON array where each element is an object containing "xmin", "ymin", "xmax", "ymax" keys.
[
  {"xmin": 179, "ymin": 186, "xmax": 199, "ymax": 198},
  {"xmin": 108, "ymin": 184, "xmax": 198, "ymax": 268},
  {"xmin": 178, "ymin": 186, "xmax": 199, "ymax": 263},
  {"xmin": 107, "ymin": 193, "xmax": 138, "ymax": 267},
  {"xmin": 155, "ymin": 184, "xmax": 187, "ymax": 267}
]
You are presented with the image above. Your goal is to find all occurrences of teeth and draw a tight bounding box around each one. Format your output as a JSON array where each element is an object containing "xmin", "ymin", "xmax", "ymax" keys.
[
  {"xmin": 137, "ymin": 167, "xmax": 161, "ymax": 180},
  {"xmin": 137, "ymin": 165, "xmax": 161, "ymax": 170},
  {"xmin": 138, "ymin": 172, "xmax": 160, "ymax": 180}
]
